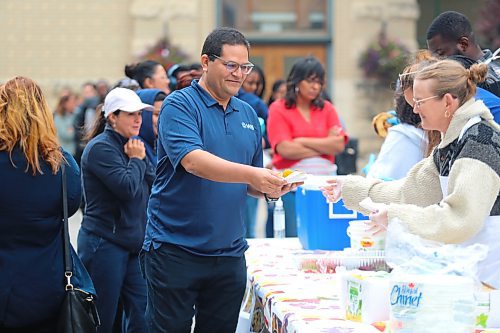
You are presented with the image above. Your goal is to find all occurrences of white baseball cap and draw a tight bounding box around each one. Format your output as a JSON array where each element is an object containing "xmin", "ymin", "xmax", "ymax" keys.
[{"xmin": 103, "ymin": 87, "xmax": 154, "ymax": 118}]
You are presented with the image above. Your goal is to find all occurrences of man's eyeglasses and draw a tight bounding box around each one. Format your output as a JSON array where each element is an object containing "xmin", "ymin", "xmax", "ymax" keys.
[
  {"xmin": 412, "ymin": 95, "xmax": 439, "ymax": 109},
  {"xmin": 211, "ymin": 54, "xmax": 254, "ymax": 75}
]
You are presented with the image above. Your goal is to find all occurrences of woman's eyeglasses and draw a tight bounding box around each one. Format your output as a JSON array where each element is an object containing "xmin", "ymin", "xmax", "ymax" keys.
[
  {"xmin": 211, "ymin": 55, "xmax": 254, "ymax": 75},
  {"xmin": 304, "ymin": 78, "xmax": 324, "ymax": 85},
  {"xmin": 398, "ymin": 70, "xmax": 419, "ymax": 90},
  {"xmin": 412, "ymin": 95, "xmax": 439, "ymax": 109}
]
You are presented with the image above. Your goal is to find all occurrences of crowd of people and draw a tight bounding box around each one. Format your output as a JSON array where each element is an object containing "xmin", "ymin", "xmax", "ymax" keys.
[{"xmin": 0, "ymin": 10, "xmax": 499, "ymax": 333}]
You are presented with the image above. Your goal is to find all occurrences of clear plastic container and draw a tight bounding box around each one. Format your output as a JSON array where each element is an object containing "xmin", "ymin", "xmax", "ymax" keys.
[
  {"xmin": 296, "ymin": 249, "xmax": 389, "ymax": 273},
  {"xmin": 347, "ymin": 220, "xmax": 386, "ymax": 250},
  {"xmin": 273, "ymin": 198, "xmax": 285, "ymax": 238}
]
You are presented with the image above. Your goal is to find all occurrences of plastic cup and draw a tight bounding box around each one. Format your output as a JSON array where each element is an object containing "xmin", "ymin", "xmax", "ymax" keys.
[{"xmin": 346, "ymin": 220, "xmax": 386, "ymax": 250}]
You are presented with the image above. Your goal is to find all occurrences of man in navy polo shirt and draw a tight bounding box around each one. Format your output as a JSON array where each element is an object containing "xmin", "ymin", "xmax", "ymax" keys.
[{"xmin": 142, "ymin": 27, "xmax": 298, "ymax": 332}]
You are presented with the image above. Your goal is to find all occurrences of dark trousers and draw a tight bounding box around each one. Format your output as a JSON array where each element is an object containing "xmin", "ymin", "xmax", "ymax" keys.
[
  {"xmin": 0, "ymin": 316, "xmax": 56, "ymax": 333},
  {"xmin": 142, "ymin": 243, "xmax": 247, "ymax": 333},
  {"xmin": 78, "ymin": 228, "xmax": 147, "ymax": 333}
]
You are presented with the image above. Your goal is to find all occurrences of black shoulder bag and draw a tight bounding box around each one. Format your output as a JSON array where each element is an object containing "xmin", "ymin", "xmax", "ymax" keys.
[{"xmin": 56, "ymin": 163, "xmax": 100, "ymax": 332}]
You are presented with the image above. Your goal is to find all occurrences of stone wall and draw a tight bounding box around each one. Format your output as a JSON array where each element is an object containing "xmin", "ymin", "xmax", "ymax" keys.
[
  {"xmin": 1, "ymin": 1, "xmax": 132, "ymax": 105},
  {"xmin": 331, "ymin": 0, "xmax": 419, "ymax": 165},
  {"xmin": 0, "ymin": 0, "xmax": 215, "ymax": 107},
  {"xmin": 0, "ymin": 0, "xmax": 419, "ymax": 167}
]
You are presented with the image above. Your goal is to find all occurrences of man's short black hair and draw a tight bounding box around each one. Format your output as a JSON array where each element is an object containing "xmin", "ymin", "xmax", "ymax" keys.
[
  {"xmin": 426, "ymin": 11, "xmax": 473, "ymax": 42},
  {"xmin": 201, "ymin": 27, "xmax": 250, "ymax": 58}
]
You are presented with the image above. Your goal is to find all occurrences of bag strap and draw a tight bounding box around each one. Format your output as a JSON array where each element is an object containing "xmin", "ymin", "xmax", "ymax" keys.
[{"xmin": 61, "ymin": 163, "xmax": 74, "ymax": 291}]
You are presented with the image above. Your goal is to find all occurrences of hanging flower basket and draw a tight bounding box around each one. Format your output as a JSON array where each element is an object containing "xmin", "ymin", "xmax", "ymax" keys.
[
  {"xmin": 137, "ymin": 37, "xmax": 190, "ymax": 71},
  {"xmin": 359, "ymin": 30, "xmax": 411, "ymax": 87}
]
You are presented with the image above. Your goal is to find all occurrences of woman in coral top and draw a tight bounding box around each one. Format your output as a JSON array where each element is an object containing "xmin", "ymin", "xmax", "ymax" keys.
[{"xmin": 267, "ymin": 56, "xmax": 348, "ymax": 236}]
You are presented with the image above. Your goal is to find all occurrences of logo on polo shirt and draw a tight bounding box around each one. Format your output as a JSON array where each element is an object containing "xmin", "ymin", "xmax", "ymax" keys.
[{"xmin": 241, "ymin": 122, "xmax": 255, "ymax": 130}]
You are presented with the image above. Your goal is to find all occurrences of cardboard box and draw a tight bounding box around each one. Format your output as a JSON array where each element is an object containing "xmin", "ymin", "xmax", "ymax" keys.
[{"xmin": 339, "ymin": 270, "xmax": 391, "ymax": 324}]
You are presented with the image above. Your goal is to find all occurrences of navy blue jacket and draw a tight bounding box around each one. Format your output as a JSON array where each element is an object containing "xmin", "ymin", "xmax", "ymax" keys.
[
  {"xmin": 81, "ymin": 126, "xmax": 154, "ymax": 253},
  {"xmin": 0, "ymin": 150, "xmax": 83, "ymax": 328},
  {"xmin": 237, "ymin": 88, "xmax": 271, "ymax": 148},
  {"xmin": 136, "ymin": 88, "xmax": 163, "ymax": 166},
  {"xmin": 236, "ymin": 88, "xmax": 269, "ymax": 120}
]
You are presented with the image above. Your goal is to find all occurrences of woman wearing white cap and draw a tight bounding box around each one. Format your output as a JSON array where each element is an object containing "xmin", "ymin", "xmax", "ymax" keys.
[{"xmin": 77, "ymin": 87, "xmax": 154, "ymax": 332}]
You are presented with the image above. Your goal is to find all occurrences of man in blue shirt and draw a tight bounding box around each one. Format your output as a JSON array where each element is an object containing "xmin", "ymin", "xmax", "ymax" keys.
[{"xmin": 142, "ymin": 27, "xmax": 298, "ymax": 333}]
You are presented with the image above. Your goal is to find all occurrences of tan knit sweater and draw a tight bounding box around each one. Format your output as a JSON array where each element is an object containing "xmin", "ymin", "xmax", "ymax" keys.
[{"xmin": 342, "ymin": 99, "xmax": 500, "ymax": 244}]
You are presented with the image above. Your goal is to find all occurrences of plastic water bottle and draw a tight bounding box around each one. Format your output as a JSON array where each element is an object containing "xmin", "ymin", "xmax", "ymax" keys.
[{"xmin": 273, "ymin": 198, "xmax": 286, "ymax": 238}]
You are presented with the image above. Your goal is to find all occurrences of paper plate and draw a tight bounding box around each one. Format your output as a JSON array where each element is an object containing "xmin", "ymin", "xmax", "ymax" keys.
[{"xmin": 285, "ymin": 171, "xmax": 308, "ymax": 184}]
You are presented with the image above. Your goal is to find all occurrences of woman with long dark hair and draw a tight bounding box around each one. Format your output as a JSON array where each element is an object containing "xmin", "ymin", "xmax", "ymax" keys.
[
  {"xmin": 125, "ymin": 60, "xmax": 171, "ymax": 95},
  {"xmin": 267, "ymin": 56, "xmax": 347, "ymax": 236}
]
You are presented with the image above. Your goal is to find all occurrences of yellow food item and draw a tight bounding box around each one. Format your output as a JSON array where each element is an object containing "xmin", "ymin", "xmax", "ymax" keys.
[
  {"xmin": 360, "ymin": 237, "xmax": 374, "ymax": 248},
  {"xmin": 281, "ymin": 169, "xmax": 294, "ymax": 177},
  {"xmin": 372, "ymin": 112, "xmax": 394, "ymax": 138}
]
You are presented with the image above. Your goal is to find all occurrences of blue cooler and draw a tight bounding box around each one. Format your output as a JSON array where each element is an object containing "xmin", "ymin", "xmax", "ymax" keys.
[{"xmin": 296, "ymin": 178, "xmax": 368, "ymax": 250}]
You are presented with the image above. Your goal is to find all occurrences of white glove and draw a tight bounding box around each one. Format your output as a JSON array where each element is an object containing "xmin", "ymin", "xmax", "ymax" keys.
[
  {"xmin": 360, "ymin": 198, "xmax": 388, "ymax": 235},
  {"xmin": 320, "ymin": 177, "xmax": 345, "ymax": 203}
]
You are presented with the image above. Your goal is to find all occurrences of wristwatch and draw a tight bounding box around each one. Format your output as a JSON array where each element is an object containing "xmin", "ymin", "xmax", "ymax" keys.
[{"xmin": 264, "ymin": 193, "xmax": 279, "ymax": 202}]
